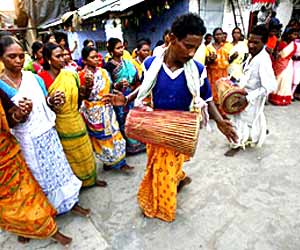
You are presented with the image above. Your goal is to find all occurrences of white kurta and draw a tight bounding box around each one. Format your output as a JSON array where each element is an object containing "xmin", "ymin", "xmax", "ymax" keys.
[{"xmin": 230, "ymin": 48, "xmax": 277, "ymax": 148}]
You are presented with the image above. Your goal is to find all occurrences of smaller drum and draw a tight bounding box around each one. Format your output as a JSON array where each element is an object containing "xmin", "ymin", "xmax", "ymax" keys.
[
  {"xmin": 125, "ymin": 108, "xmax": 202, "ymax": 156},
  {"xmin": 216, "ymin": 78, "xmax": 248, "ymax": 115}
]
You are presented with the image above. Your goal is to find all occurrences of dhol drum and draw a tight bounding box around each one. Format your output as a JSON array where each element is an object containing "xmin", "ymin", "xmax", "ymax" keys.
[
  {"xmin": 125, "ymin": 108, "xmax": 202, "ymax": 156},
  {"xmin": 216, "ymin": 78, "xmax": 248, "ymax": 115}
]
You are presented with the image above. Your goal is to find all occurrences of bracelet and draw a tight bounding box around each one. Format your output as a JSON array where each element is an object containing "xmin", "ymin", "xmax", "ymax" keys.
[
  {"xmin": 46, "ymin": 96, "xmax": 53, "ymax": 106},
  {"xmin": 12, "ymin": 112, "xmax": 22, "ymax": 123}
]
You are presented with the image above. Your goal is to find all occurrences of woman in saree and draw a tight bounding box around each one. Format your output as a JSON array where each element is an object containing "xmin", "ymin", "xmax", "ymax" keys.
[
  {"xmin": 38, "ymin": 42, "xmax": 107, "ymax": 187},
  {"xmin": 79, "ymin": 46, "xmax": 133, "ymax": 172},
  {"xmin": 23, "ymin": 41, "xmax": 43, "ymax": 74},
  {"xmin": 0, "ymin": 36, "xmax": 89, "ymax": 217},
  {"xmin": 269, "ymin": 28, "xmax": 298, "ymax": 105},
  {"xmin": 132, "ymin": 40, "xmax": 151, "ymax": 79},
  {"xmin": 227, "ymin": 27, "xmax": 248, "ymax": 81},
  {"xmin": 206, "ymin": 27, "xmax": 233, "ymax": 106},
  {"xmin": 104, "ymin": 38, "xmax": 145, "ymax": 155},
  {"xmin": 0, "ymin": 89, "xmax": 73, "ymax": 246}
]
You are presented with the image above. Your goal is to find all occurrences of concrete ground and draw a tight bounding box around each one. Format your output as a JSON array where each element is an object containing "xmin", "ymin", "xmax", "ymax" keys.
[{"xmin": 1, "ymin": 102, "xmax": 300, "ymax": 250}]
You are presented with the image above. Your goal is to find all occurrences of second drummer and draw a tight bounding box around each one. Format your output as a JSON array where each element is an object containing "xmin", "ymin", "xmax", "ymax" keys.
[
  {"xmin": 102, "ymin": 14, "xmax": 238, "ymax": 222},
  {"xmin": 224, "ymin": 25, "xmax": 277, "ymax": 157}
]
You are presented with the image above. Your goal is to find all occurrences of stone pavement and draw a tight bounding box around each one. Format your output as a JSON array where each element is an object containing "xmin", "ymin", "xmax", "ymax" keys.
[{"xmin": 1, "ymin": 102, "xmax": 300, "ymax": 250}]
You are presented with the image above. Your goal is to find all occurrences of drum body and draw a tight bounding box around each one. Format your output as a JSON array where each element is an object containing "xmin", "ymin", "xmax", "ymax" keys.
[
  {"xmin": 125, "ymin": 108, "xmax": 201, "ymax": 156},
  {"xmin": 216, "ymin": 78, "xmax": 248, "ymax": 115}
]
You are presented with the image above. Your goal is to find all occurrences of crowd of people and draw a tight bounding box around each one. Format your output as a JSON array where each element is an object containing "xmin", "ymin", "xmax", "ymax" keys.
[{"xmin": 0, "ymin": 11, "xmax": 299, "ymax": 247}]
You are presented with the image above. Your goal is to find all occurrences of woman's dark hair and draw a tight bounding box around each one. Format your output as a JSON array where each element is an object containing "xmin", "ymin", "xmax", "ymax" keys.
[
  {"xmin": 0, "ymin": 36, "xmax": 24, "ymax": 57},
  {"xmin": 281, "ymin": 27, "xmax": 298, "ymax": 42},
  {"xmin": 249, "ymin": 25, "xmax": 269, "ymax": 44},
  {"xmin": 83, "ymin": 39, "xmax": 94, "ymax": 47},
  {"xmin": 43, "ymin": 33, "xmax": 55, "ymax": 43},
  {"xmin": 31, "ymin": 41, "xmax": 43, "ymax": 60},
  {"xmin": 81, "ymin": 46, "xmax": 97, "ymax": 60},
  {"xmin": 42, "ymin": 42, "xmax": 61, "ymax": 70},
  {"xmin": 107, "ymin": 37, "xmax": 122, "ymax": 53},
  {"xmin": 55, "ymin": 32, "xmax": 66, "ymax": 44},
  {"xmin": 213, "ymin": 27, "xmax": 223, "ymax": 37},
  {"xmin": 137, "ymin": 40, "xmax": 150, "ymax": 51},
  {"xmin": 232, "ymin": 27, "xmax": 242, "ymax": 35},
  {"xmin": 204, "ymin": 33, "xmax": 212, "ymax": 39},
  {"xmin": 171, "ymin": 13, "xmax": 206, "ymax": 40}
]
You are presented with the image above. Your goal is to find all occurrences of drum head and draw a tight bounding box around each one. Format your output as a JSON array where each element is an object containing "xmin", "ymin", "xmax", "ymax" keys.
[{"xmin": 222, "ymin": 89, "xmax": 248, "ymax": 115}]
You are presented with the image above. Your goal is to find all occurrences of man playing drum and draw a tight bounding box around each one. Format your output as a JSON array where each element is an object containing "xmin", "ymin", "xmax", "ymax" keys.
[
  {"xmin": 225, "ymin": 25, "xmax": 277, "ymax": 157},
  {"xmin": 103, "ymin": 14, "xmax": 238, "ymax": 222}
]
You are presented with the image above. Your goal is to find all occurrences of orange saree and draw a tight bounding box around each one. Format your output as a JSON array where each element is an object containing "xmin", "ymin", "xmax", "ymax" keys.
[
  {"xmin": 206, "ymin": 42, "xmax": 232, "ymax": 104},
  {"xmin": 0, "ymin": 98, "xmax": 57, "ymax": 239},
  {"xmin": 138, "ymin": 144, "xmax": 186, "ymax": 222}
]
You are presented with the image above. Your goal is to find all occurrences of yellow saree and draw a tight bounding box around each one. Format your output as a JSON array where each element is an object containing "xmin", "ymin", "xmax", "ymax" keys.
[
  {"xmin": 47, "ymin": 69, "xmax": 97, "ymax": 187},
  {"xmin": 0, "ymin": 99, "xmax": 57, "ymax": 239}
]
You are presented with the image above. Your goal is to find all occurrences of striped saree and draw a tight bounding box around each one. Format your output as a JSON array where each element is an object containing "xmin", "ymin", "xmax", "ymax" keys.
[{"xmin": 40, "ymin": 69, "xmax": 97, "ymax": 187}]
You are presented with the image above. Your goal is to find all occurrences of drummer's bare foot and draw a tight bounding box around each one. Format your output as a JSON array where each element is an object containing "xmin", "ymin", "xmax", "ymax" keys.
[
  {"xmin": 71, "ymin": 204, "xmax": 91, "ymax": 217},
  {"xmin": 120, "ymin": 164, "xmax": 134, "ymax": 173},
  {"xmin": 177, "ymin": 176, "xmax": 192, "ymax": 193},
  {"xmin": 224, "ymin": 148, "xmax": 240, "ymax": 157},
  {"xmin": 18, "ymin": 236, "xmax": 30, "ymax": 244},
  {"xmin": 96, "ymin": 179, "xmax": 107, "ymax": 187},
  {"xmin": 52, "ymin": 231, "xmax": 72, "ymax": 246}
]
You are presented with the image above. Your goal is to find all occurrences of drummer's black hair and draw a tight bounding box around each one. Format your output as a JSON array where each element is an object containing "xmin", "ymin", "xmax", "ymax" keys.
[
  {"xmin": 171, "ymin": 13, "xmax": 206, "ymax": 40},
  {"xmin": 249, "ymin": 25, "xmax": 269, "ymax": 44}
]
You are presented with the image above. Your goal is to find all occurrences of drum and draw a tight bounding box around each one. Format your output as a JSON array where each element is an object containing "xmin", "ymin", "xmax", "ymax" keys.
[
  {"xmin": 125, "ymin": 108, "xmax": 202, "ymax": 156},
  {"xmin": 216, "ymin": 78, "xmax": 248, "ymax": 115}
]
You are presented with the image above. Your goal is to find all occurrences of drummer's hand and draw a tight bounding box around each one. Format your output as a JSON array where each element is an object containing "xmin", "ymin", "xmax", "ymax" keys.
[
  {"xmin": 101, "ymin": 90, "xmax": 127, "ymax": 106},
  {"xmin": 216, "ymin": 119, "xmax": 238, "ymax": 143},
  {"xmin": 232, "ymin": 96, "xmax": 248, "ymax": 108}
]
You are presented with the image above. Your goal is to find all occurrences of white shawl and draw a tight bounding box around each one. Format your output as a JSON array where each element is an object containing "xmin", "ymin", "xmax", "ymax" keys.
[{"xmin": 135, "ymin": 47, "xmax": 209, "ymax": 126}]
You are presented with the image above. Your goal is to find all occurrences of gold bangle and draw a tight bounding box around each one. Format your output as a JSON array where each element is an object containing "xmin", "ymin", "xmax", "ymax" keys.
[{"xmin": 12, "ymin": 112, "xmax": 22, "ymax": 123}]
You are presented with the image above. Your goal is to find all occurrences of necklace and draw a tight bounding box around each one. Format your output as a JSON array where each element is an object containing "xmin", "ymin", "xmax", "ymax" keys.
[{"xmin": 3, "ymin": 74, "xmax": 22, "ymax": 89}]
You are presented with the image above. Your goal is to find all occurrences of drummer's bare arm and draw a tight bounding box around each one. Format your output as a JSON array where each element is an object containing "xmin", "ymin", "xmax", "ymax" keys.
[
  {"xmin": 207, "ymin": 101, "xmax": 238, "ymax": 143},
  {"xmin": 126, "ymin": 86, "xmax": 140, "ymax": 103}
]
